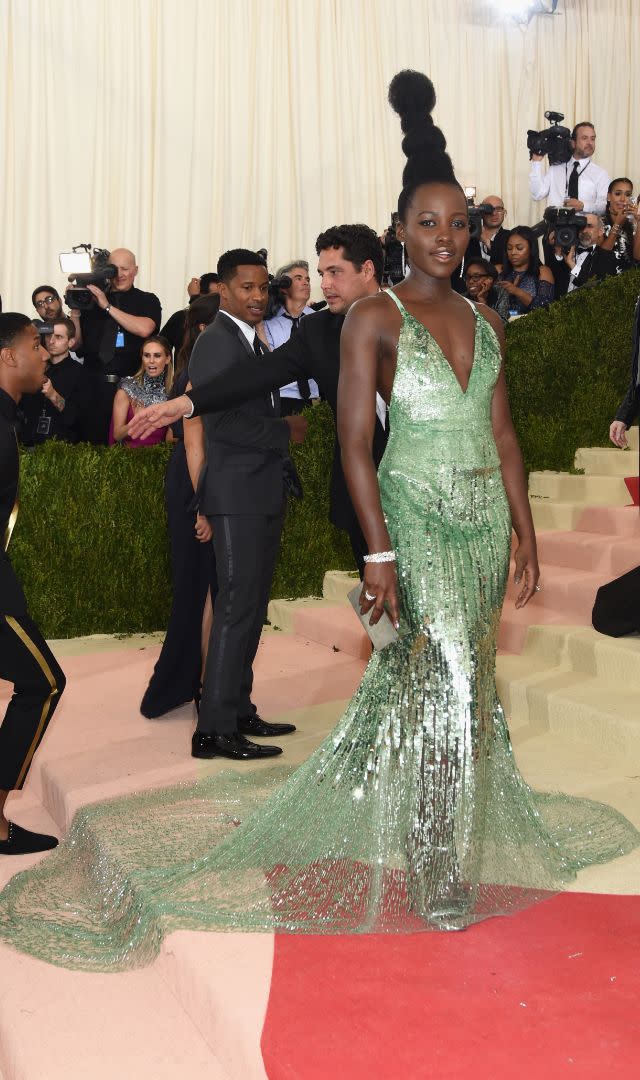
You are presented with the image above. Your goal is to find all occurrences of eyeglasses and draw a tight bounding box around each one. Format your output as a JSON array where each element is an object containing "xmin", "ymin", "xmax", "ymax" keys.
[
  {"xmin": 34, "ymin": 296, "xmax": 58, "ymax": 308},
  {"xmin": 465, "ymin": 273, "xmax": 490, "ymax": 282}
]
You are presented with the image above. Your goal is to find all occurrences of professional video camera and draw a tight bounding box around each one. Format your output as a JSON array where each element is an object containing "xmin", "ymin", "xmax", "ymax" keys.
[
  {"xmin": 382, "ymin": 213, "xmax": 405, "ymax": 286},
  {"xmin": 541, "ymin": 206, "xmax": 587, "ymax": 251},
  {"xmin": 464, "ymin": 188, "xmax": 496, "ymax": 242},
  {"xmin": 31, "ymin": 319, "xmax": 54, "ymax": 339},
  {"xmin": 59, "ymin": 244, "xmax": 117, "ymax": 311},
  {"xmin": 526, "ymin": 110, "xmax": 573, "ymax": 165}
]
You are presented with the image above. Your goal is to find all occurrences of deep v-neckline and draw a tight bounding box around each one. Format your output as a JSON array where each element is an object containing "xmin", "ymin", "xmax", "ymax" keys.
[{"xmin": 392, "ymin": 291, "xmax": 479, "ymax": 396}]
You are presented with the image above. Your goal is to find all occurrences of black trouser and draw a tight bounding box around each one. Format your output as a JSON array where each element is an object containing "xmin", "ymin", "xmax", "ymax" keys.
[
  {"xmin": 87, "ymin": 375, "xmax": 118, "ymax": 445},
  {"xmin": 279, "ymin": 398, "xmax": 308, "ymax": 416},
  {"xmin": 0, "ymin": 612, "xmax": 66, "ymax": 791},
  {"xmin": 141, "ymin": 443, "xmax": 218, "ymax": 716},
  {"xmin": 197, "ymin": 506, "xmax": 285, "ymax": 735}
]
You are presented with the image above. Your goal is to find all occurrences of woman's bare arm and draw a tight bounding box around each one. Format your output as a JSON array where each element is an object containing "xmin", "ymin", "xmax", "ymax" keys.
[
  {"xmin": 484, "ymin": 309, "xmax": 540, "ymax": 607},
  {"xmin": 338, "ymin": 297, "xmax": 400, "ymax": 627},
  {"xmin": 111, "ymin": 389, "xmax": 131, "ymax": 442}
]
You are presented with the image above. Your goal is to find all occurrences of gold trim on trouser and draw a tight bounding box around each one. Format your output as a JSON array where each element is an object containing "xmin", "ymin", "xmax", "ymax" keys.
[
  {"xmin": 4, "ymin": 615, "xmax": 58, "ymax": 789},
  {"xmin": 3, "ymin": 498, "xmax": 19, "ymax": 553}
]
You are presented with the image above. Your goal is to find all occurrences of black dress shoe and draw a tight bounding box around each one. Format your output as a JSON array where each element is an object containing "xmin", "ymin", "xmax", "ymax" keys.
[
  {"xmin": 238, "ymin": 713, "xmax": 297, "ymax": 737},
  {"xmin": 191, "ymin": 731, "xmax": 283, "ymax": 760},
  {"xmin": 0, "ymin": 823, "xmax": 58, "ymax": 856}
]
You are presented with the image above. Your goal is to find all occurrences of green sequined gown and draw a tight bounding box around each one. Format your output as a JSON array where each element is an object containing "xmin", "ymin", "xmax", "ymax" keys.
[{"xmin": 0, "ymin": 292, "xmax": 638, "ymax": 970}]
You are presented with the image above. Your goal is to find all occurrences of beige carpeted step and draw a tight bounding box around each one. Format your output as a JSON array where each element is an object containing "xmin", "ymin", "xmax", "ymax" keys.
[
  {"xmin": 497, "ymin": 623, "xmax": 640, "ymax": 762},
  {"xmin": 528, "ymin": 471, "xmax": 631, "ymax": 505},
  {"xmin": 574, "ymin": 446, "xmax": 638, "ymax": 477}
]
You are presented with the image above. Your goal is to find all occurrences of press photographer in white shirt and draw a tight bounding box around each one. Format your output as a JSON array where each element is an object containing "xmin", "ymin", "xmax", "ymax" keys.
[{"xmin": 529, "ymin": 122, "xmax": 610, "ymax": 214}]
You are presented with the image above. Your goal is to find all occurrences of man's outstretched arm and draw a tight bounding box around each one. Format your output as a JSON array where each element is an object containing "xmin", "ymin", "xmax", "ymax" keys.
[{"xmin": 128, "ymin": 326, "xmax": 313, "ymax": 438}]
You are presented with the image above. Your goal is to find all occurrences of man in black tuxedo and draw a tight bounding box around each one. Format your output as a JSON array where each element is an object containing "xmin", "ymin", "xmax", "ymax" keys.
[
  {"xmin": 130, "ymin": 225, "xmax": 387, "ymax": 577},
  {"xmin": 610, "ymin": 294, "xmax": 640, "ymax": 449},
  {"xmin": 564, "ymin": 214, "xmax": 620, "ymax": 292},
  {"xmin": 189, "ymin": 250, "xmax": 307, "ymax": 762}
]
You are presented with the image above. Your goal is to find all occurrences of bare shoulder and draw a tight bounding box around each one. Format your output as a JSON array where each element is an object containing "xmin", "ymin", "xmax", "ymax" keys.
[
  {"xmin": 343, "ymin": 291, "xmax": 399, "ymax": 334},
  {"xmin": 475, "ymin": 303, "xmax": 506, "ymax": 348}
]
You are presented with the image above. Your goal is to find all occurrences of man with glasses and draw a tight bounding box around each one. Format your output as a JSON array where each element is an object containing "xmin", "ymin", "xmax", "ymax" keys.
[
  {"xmin": 467, "ymin": 195, "xmax": 508, "ymax": 267},
  {"xmin": 31, "ymin": 286, "xmax": 81, "ymax": 362}
]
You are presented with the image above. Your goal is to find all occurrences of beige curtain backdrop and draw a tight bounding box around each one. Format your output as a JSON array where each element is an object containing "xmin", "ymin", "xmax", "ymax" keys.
[{"xmin": 1, "ymin": 0, "xmax": 638, "ymax": 316}]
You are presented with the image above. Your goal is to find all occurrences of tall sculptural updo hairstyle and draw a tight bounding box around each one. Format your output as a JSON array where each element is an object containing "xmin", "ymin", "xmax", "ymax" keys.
[{"xmin": 388, "ymin": 70, "xmax": 464, "ymax": 220}]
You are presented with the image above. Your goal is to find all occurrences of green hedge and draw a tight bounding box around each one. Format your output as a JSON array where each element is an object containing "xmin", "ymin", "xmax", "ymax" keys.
[
  {"xmin": 11, "ymin": 403, "xmax": 354, "ymax": 638},
  {"xmin": 11, "ymin": 272, "xmax": 639, "ymax": 637},
  {"xmin": 505, "ymin": 267, "xmax": 640, "ymax": 474}
]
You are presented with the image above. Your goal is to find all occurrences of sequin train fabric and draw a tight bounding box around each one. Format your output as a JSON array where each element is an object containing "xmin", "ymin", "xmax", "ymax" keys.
[{"xmin": 0, "ymin": 293, "xmax": 638, "ymax": 970}]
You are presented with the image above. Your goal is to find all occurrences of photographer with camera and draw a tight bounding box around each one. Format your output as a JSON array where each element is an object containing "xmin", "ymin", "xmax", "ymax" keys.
[
  {"xmin": 19, "ymin": 317, "xmax": 94, "ymax": 445},
  {"xmin": 529, "ymin": 120, "xmax": 609, "ymax": 215},
  {"xmin": 466, "ymin": 195, "xmax": 509, "ymax": 267},
  {"xmin": 71, "ymin": 248, "xmax": 161, "ymax": 443},
  {"xmin": 558, "ymin": 213, "xmax": 620, "ymax": 292},
  {"xmin": 263, "ymin": 261, "xmax": 319, "ymax": 415},
  {"xmin": 32, "ymin": 286, "xmax": 82, "ymax": 361}
]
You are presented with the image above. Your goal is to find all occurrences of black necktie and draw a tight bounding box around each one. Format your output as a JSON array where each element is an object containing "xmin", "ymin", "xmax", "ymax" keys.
[
  {"xmin": 283, "ymin": 313, "xmax": 311, "ymax": 401},
  {"xmin": 568, "ymin": 161, "xmax": 580, "ymax": 200}
]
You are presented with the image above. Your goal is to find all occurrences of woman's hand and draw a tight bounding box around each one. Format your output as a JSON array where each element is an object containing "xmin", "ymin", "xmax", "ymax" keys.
[
  {"xmin": 513, "ymin": 539, "xmax": 540, "ymax": 609},
  {"xmin": 359, "ymin": 562, "xmax": 400, "ymax": 628},
  {"xmin": 195, "ymin": 514, "xmax": 212, "ymax": 543},
  {"xmin": 496, "ymin": 275, "xmax": 521, "ymax": 295}
]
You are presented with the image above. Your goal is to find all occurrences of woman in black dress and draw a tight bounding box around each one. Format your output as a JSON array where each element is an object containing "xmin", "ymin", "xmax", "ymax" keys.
[{"xmin": 140, "ymin": 293, "xmax": 220, "ymax": 718}]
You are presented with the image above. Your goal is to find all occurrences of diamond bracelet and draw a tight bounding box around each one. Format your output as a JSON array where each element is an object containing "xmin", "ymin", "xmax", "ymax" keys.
[{"xmin": 363, "ymin": 550, "xmax": 396, "ymax": 564}]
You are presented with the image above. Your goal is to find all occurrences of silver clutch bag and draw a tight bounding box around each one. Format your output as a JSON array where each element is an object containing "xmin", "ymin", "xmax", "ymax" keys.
[{"xmin": 347, "ymin": 585, "xmax": 401, "ymax": 651}]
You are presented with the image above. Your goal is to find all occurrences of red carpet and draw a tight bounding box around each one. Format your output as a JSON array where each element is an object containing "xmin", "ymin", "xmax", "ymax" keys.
[
  {"xmin": 624, "ymin": 476, "xmax": 639, "ymax": 505},
  {"xmin": 262, "ymin": 892, "xmax": 640, "ymax": 1078}
]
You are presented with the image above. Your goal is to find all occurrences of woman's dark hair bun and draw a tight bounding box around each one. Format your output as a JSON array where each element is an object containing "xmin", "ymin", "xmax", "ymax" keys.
[
  {"xmin": 388, "ymin": 70, "xmax": 437, "ymax": 134},
  {"xmin": 388, "ymin": 69, "xmax": 459, "ymax": 216}
]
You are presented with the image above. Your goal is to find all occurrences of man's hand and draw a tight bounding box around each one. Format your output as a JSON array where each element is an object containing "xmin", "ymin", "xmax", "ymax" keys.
[
  {"xmin": 563, "ymin": 245, "xmax": 577, "ymax": 269},
  {"xmin": 195, "ymin": 513, "xmax": 212, "ymax": 542},
  {"xmin": 127, "ymin": 395, "xmax": 192, "ymax": 438},
  {"xmin": 285, "ymin": 414, "xmax": 308, "ymax": 444},
  {"xmin": 609, "ymin": 420, "xmax": 628, "ymax": 448},
  {"xmin": 86, "ymin": 284, "xmax": 110, "ymax": 310},
  {"xmin": 41, "ymin": 376, "xmax": 56, "ymax": 401},
  {"xmin": 187, "ymin": 277, "xmax": 200, "ymax": 298},
  {"xmin": 530, "ymin": 154, "xmax": 545, "ymax": 162},
  {"xmin": 563, "ymin": 198, "xmax": 584, "ymax": 210}
]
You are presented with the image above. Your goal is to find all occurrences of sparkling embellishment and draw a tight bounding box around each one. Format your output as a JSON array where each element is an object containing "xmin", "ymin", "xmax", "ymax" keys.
[{"xmin": 0, "ymin": 297, "xmax": 637, "ymax": 971}]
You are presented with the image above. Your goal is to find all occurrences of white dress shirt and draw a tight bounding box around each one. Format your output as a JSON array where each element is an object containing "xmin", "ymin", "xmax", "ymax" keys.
[
  {"xmin": 567, "ymin": 247, "xmax": 594, "ymax": 292},
  {"xmin": 529, "ymin": 157, "xmax": 609, "ymax": 215}
]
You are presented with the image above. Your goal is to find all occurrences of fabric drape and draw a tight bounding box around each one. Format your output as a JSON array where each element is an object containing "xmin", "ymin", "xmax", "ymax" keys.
[{"xmin": 0, "ymin": 0, "xmax": 637, "ymax": 314}]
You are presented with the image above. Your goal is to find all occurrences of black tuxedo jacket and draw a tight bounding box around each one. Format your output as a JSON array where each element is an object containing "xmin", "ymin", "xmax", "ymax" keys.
[
  {"xmin": 188, "ymin": 312, "xmax": 290, "ymax": 516},
  {"xmin": 573, "ymin": 246, "xmax": 619, "ymax": 289},
  {"xmin": 188, "ymin": 307, "xmax": 389, "ymax": 531},
  {"xmin": 615, "ymin": 295, "xmax": 640, "ymax": 428}
]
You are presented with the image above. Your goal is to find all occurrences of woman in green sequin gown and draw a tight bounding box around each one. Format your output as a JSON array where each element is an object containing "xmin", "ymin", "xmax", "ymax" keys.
[{"xmin": 0, "ymin": 73, "xmax": 638, "ymax": 970}]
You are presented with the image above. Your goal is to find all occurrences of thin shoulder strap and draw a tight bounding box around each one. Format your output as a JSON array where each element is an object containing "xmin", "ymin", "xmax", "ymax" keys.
[
  {"xmin": 385, "ymin": 288, "xmax": 407, "ymax": 315},
  {"xmin": 461, "ymin": 295, "xmax": 478, "ymax": 316}
]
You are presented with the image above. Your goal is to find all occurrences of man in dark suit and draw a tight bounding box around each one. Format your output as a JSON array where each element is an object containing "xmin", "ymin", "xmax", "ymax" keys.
[
  {"xmin": 189, "ymin": 250, "xmax": 307, "ymax": 762},
  {"xmin": 0, "ymin": 314, "xmax": 65, "ymax": 854},
  {"xmin": 130, "ymin": 225, "xmax": 387, "ymax": 576},
  {"xmin": 564, "ymin": 214, "xmax": 620, "ymax": 292},
  {"xmin": 610, "ymin": 294, "xmax": 640, "ymax": 449}
]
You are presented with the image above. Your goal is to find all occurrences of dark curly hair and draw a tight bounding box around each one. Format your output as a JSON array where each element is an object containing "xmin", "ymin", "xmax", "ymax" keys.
[
  {"xmin": 388, "ymin": 70, "xmax": 464, "ymax": 221},
  {"xmin": 315, "ymin": 224, "xmax": 384, "ymax": 284}
]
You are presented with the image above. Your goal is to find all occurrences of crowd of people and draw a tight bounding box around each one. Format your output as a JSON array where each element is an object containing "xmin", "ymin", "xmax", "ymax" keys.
[
  {"xmin": 1, "ymin": 118, "xmax": 637, "ymax": 458},
  {"xmin": 0, "ymin": 101, "xmax": 639, "ymax": 861}
]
